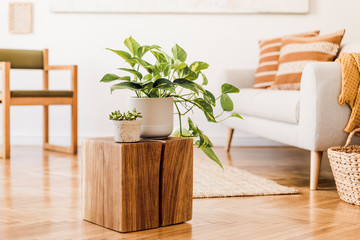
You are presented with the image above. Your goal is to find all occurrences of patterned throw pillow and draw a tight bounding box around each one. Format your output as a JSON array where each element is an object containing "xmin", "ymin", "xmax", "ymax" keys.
[
  {"xmin": 253, "ymin": 30, "xmax": 320, "ymax": 89},
  {"xmin": 270, "ymin": 29, "xmax": 346, "ymax": 90}
]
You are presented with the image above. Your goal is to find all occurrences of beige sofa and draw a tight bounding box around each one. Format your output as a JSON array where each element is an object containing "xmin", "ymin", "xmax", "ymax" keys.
[{"xmin": 224, "ymin": 43, "xmax": 360, "ymax": 190}]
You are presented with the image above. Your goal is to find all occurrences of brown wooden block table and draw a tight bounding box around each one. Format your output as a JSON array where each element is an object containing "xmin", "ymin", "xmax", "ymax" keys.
[{"xmin": 82, "ymin": 137, "xmax": 193, "ymax": 233}]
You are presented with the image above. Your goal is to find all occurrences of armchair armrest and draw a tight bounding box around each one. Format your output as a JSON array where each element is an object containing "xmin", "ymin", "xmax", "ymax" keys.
[
  {"xmin": 224, "ymin": 69, "xmax": 256, "ymax": 89},
  {"xmin": 298, "ymin": 62, "xmax": 352, "ymax": 150},
  {"xmin": 45, "ymin": 65, "xmax": 78, "ymax": 92},
  {"xmin": 46, "ymin": 65, "xmax": 77, "ymax": 70}
]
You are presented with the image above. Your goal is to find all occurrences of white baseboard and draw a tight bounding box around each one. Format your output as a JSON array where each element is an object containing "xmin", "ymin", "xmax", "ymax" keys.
[
  {"xmin": 2, "ymin": 135, "xmax": 285, "ymax": 147},
  {"xmin": 2, "ymin": 135, "xmax": 72, "ymax": 146}
]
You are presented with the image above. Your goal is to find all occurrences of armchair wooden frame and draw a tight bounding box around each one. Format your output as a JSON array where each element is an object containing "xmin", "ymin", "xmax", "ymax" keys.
[{"xmin": 0, "ymin": 49, "xmax": 77, "ymax": 158}]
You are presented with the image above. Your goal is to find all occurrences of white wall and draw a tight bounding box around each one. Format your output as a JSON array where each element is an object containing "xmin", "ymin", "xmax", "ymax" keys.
[{"xmin": 0, "ymin": 0, "xmax": 359, "ymax": 146}]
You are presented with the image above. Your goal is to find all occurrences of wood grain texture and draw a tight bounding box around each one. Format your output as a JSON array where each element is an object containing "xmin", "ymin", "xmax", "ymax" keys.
[
  {"xmin": 2, "ymin": 146, "xmax": 360, "ymax": 239},
  {"xmin": 103, "ymin": 140, "xmax": 162, "ymax": 232},
  {"xmin": 44, "ymin": 143, "xmax": 76, "ymax": 153},
  {"xmin": 81, "ymin": 139, "xmax": 104, "ymax": 226},
  {"xmin": 159, "ymin": 138, "xmax": 193, "ymax": 227},
  {"xmin": 82, "ymin": 137, "xmax": 163, "ymax": 232}
]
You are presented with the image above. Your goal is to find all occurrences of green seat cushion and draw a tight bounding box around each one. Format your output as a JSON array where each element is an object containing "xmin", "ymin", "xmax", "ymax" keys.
[
  {"xmin": 0, "ymin": 49, "xmax": 43, "ymax": 69},
  {"xmin": 0, "ymin": 90, "xmax": 73, "ymax": 98}
]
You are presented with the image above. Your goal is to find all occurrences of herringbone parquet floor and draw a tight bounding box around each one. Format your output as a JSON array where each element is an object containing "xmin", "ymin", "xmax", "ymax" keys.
[{"xmin": 0, "ymin": 146, "xmax": 359, "ymax": 240}]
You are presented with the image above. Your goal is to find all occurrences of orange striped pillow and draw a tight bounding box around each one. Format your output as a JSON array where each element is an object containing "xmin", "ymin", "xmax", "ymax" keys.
[
  {"xmin": 270, "ymin": 29, "xmax": 346, "ymax": 90},
  {"xmin": 253, "ymin": 31, "xmax": 320, "ymax": 89}
]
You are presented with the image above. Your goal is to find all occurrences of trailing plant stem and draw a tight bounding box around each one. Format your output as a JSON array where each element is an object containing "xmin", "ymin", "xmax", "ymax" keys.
[
  {"xmin": 174, "ymin": 101, "xmax": 183, "ymax": 136},
  {"xmin": 181, "ymin": 105, "xmax": 194, "ymax": 115},
  {"xmin": 215, "ymin": 111, "xmax": 224, "ymax": 118}
]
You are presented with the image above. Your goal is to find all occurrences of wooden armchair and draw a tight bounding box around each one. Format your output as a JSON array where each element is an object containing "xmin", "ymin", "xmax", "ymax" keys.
[{"xmin": 0, "ymin": 49, "xmax": 77, "ymax": 158}]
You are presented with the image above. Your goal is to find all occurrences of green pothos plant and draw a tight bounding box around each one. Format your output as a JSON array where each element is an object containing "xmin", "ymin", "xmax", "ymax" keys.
[{"xmin": 101, "ymin": 36, "xmax": 242, "ymax": 168}]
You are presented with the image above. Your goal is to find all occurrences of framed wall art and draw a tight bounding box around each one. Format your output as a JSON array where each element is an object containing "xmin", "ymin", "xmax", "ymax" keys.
[
  {"xmin": 9, "ymin": 2, "xmax": 33, "ymax": 34},
  {"xmin": 50, "ymin": 0, "xmax": 309, "ymax": 14}
]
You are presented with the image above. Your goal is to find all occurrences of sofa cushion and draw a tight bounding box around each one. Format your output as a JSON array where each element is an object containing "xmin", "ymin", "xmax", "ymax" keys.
[
  {"xmin": 233, "ymin": 88, "xmax": 300, "ymax": 124},
  {"xmin": 270, "ymin": 29, "xmax": 345, "ymax": 90},
  {"xmin": 0, "ymin": 90, "xmax": 73, "ymax": 98},
  {"xmin": 253, "ymin": 30, "xmax": 319, "ymax": 89},
  {"xmin": 0, "ymin": 49, "xmax": 44, "ymax": 69}
]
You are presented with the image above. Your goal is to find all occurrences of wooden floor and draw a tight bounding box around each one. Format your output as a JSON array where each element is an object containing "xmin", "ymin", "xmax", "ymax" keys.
[{"xmin": 0, "ymin": 146, "xmax": 360, "ymax": 240}]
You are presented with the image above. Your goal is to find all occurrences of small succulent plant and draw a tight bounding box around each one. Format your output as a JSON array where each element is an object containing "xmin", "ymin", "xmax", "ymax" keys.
[{"xmin": 109, "ymin": 108, "xmax": 142, "ymax": 121}]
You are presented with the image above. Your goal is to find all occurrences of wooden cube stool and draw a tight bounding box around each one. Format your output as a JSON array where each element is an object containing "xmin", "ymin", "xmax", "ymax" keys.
[{"xmin": 82, "ymin": 137, "xmax": 193, "ymax": 233}]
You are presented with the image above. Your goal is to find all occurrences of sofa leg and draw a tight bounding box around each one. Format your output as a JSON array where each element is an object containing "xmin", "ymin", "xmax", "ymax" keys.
[
  {"xmin": 225, "ymin": 128, "xmax": 234, "ymax": 152},
  {"xmin": 310, "ymin": 151, "xmax": 323, "ymax": 191}
]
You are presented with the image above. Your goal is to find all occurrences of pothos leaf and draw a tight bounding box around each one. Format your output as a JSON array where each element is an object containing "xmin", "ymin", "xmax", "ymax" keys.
[
  {"xmin": 110, "ymin": 82, "xmax": 143, "ymax": 93},
  {"xmin": 220, "ymin": 93, "xmax": 234, "ymax": 111},
  {"xmin": 174, "ymin": 59, "xmax": 187, "ymax": 71},
  {"xmin": 198, "ymin": 130, "xmax": 213, "ymax": 148},
  {"xmin": 188, "ymin": 117, "xmax": 196, "ymax": 131},
  {"xmin": 106, "ymin": 49, "xmax": 131, "ymax": 61},
  {"xmin": 128, "ymin": 57, "xmax": 151, "ymax": 73},
  {"xmin": 142, "ymin": 82, "xmax": 153, "ymax": 90},
  {"xmin": 200, "ymin": 147, "xmax": 223, "ymax": 169},
  {"xmin": 193, "ymin": 98, "xmax": 216, "ymax": 122},
  {"xmin": 190, "ymin": 61, "xmax": 209, "ymax": 72},
  {"xmin": 106, "ymin": 48, "xmax": 135, "ymax": 67},
  {"xmin": 151, "ymin": 50, "xmax": 167, "ymax": 63},
  {"xmin": 230, "ymin": 112, "xmax": 243, "ymax": 119},
  {"xmin": 100, "ymin": 74, "xmax": 130, "ymax": 82},
  {"xmin": 153, "ymin": 78, "xmax": 175, "ymax": 91},
  {"xmin": 117, "ymin": 68, "xmax": 143, "ymax": 80},
  {"xmin": 171, "ymin": 126, "xmax": 192, "ymax": 137},
  {"xmin": 221, "ymin": 83, "xmax": 240, "ymax": 94},
  {"xmin": 203, "ymin": 90, "xmax": 215, "ymax": 106},
  {"xmin": 172, "ymin": 44, "xmax": 187, "ymax": 62},
  {"xmin": 201, "ymin": 73, "xmax": 208, "ymax": 85},
  {"xmin": 149, "ymin": 89, "xmax": 160, "ymax": 97},
  {"xmin": 143, "ymin": 74, "xmax": 152, "ymax": 81},
  {"xmin": 124, "ymin": 36, "xmax": 140, "ymax": 56},
  {"xmin": 173, "ymin": 78, "xmax": 200, "ymax": 94},
  {"xmin": 137, "ymin": 45, "xmax": 162, "ymax": 58},
  {"xmin": 182, "ymin": 67, "xmax": 199, "ymax": 81}
]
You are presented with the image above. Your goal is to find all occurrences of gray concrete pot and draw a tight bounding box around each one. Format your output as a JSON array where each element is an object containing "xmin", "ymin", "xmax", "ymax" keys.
[
  {"xmin": 128, "ymin": 97, "xmax": 173, "ymax": 138},
  {"xmin": 112, "ymin": 119, "xmax": 141, "ymax": 142}
]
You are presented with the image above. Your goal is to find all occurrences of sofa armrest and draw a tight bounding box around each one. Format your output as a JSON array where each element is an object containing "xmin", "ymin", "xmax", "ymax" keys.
[
  {"xmin": 224, "ymin": 69, "xmax": 256, "ymax": 89},
  {"xmin": 298, "ymin": 62, "xmax": 352, "ymax": 151}
]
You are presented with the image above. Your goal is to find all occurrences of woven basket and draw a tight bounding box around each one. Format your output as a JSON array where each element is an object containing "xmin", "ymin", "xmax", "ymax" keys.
[{"xmin": 328, "ymin": 128, "xmax": 360, "ymax": 206}]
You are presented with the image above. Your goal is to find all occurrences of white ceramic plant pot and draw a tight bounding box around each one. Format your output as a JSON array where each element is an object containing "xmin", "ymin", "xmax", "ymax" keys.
[
  {"xmin": 112, "ymin": 120, "xmax": 141, "ymax": 143},
  {"xmin": 129, "ymin": 97, "xmax": 173, "ymax": 138}
]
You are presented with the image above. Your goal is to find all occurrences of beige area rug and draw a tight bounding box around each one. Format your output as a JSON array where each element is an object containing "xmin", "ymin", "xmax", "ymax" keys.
[{"xmin": 193, "ymin": 156, "xmax": 298, "ymax": 198}]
